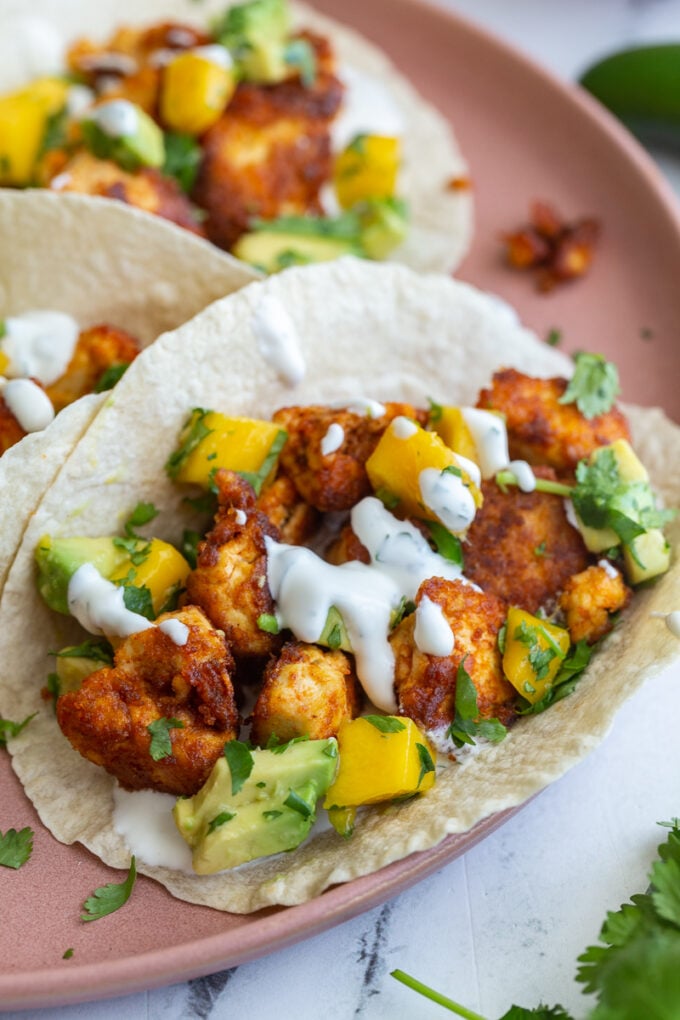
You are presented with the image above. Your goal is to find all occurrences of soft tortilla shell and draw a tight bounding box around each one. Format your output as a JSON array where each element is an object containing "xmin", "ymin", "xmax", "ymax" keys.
[
  {"xmin": 0, "ymin": 0, "xmax": 473, "ymax": 275},
  {"xmin": 1, "ymin": 260, "xmax": 677, "ymax": 913},
  {"xmin": 0, "ymin": 189, "xmax": 256, "ymax": 595}
]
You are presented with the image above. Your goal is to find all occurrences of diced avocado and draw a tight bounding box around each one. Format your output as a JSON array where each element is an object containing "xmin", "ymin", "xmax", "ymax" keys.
[
  {"xmin": 173, "ymin": 737, "xmax": 338, "ymax": 873},
  {"xmin": 54, "ymin": 639, "xmax": 114, "ymax": 695},
  {"xmin": 80, "ymin": 101, "xmax": 165, "ymax": 171},
  {"xmin": 605, "ymin": 439, "xmax": 649, "ymax": 483},
  {"xmin": 623, "ymin": 528, "xmax": 671, "ymax": 584},
  {"xmin": 318, "ymin": 606, "xmax": 352, "ymax": 652},
  {"xmin": 357, "ymin": 198, "xmax": 408, "ymax": 260},
  {"xmin": 36, "ymin": 536, "xmax": 132, "ymax": 614},
  {"xmin": 233, "ymin": 228, "xmax": 362, "ymax": 273},
  {"xmin": 215, "ymin": 0, "xmax": 290, "ymax": 83}
]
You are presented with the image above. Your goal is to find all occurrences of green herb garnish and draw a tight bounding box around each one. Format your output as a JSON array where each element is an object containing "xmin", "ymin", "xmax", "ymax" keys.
[
  {"xmin": 94, "ymin": 363, "xmax": 129, "ymax": 393},
  {"xmin": 257, "ymin": 613, "xmax": 280, "ymax": 634},
  {"xmin": 163, "ymin": 131, "xmax": 202, "ymax": 192},
  {"xmin": 0, "ymin": 827, "xmax": 34, "ymax": 869},
  {"xmin": 81, "ymin": 857, "xmax": 137, "ymax": 921},
  {"xmin": 224, "ymin": 740, "xmax": 254, "ymax": 795},
  {"xmin": 558, "ymin": 352, "xmax": 619, "ymax": 419},
  {"xmin": 364, "ymin": 715, "xmax": 406, "ymax": 734},
  {"xmin": 447, "ymin": 659, "xmax": 507, "ymax": 748},
  {"xmin": 207, "ymin": 811, "xmax": 236, "ymax": 833},
  {"xmin": 147, "ymin": 717, "xmax": 185, "ymax": 760},
  {"xmin": 0, "ymin": 713, "xmax": 37, "ymax": 748},
  {"xmin": 166, "ymin": 408, "xmax": 214, "ymax": 479}
]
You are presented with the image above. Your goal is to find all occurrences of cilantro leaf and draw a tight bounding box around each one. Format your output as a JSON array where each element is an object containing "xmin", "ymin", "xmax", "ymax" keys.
[
  {"xmin": 181, "ymin": 528, "xmax": 201, "ymax": 570},
  {"xmin": 0, "ymin": 827, "xmax": 34, "ymax": 869},
  {"xmin": 427, "ymin": 520, "xmax": 464, "ymax": 566},
  {"xmin": 94, "ymin": 362, "xmax": 129, "ymax": 393},
  {"xmin": 208, "ymin": 811, "xmax": 235, "ymax": 833},
  {"xmin": 121, "ymin": 584, "xmax": 155, "ymax": 620},
  {"xmin": 284, "ymin": 790, "xmax": 313, "ymax": 818},
  {"xmin": 447, "ymin": 659, "xmax": 507, "ymax": 748},
  {"xmin": 81, "ymin": 857, "xmax": 137, "ymax": 922},
  {"xmin": 558, "ymin": 352, "xmax": 620, "ymax": 419},
  {"xmin": 0, "ymin": 713, "xmax": 36, "ymax": 748},
  {"xmin": 427, "ymin": 398, "xmax": 443, "ymax": 424},
  {"xmin": 517, "ymin": 640, "xmax": 593, "ymax": 716},
  {"xmin": 166, "ymin": 409, "xmax": 214, "ymax": 479},
  {"xmin": 364, "ymin": 715, "xmax": 406, "ymax": 734},
  {"xmin": 125, "ymin": 502, "xmax": 159, "ymax": 535},
  {"xmin": 46, "ymin": 672, "xmax": 61, "ymax": 709},
  {"xmin": 62, "ymin": 948, "xmax": 74, "ymax": 960},
  {"xmin": 237, "ymin": 428, "xmax": 287, "ymax": 496},
  {"xmin": 224, "ymin": 740, "xmax": 254, "ymax": 795},
  {"xmin": 416, "ymin": 742, "xmax": 435, "ymax": 787},
  {"xmin": 113, "ymin": 535, "xmax": 151, "ymax": 566},
  {"xmin": 55, "ymin": 639, "xmax": 114, "ymax": 664},
  {"xmin": 163, "ymin": 132, "xmax": 202, "ymax": 193},
  {"xmin": 545, "ymin": 328, "xmax": 562, "ymax": 347},
  {"xmin": 266, "ymin": 734, "xmax": 310, "ymax": 754},
  {"xmin": 146, "ymin": 717, "xmax": 184, "ymax": 760}
]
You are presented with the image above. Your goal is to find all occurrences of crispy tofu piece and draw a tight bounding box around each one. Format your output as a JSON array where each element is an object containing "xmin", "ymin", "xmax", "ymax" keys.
[
  {"xmin": 256, "ymin": 474, "xmax": 320, "ymax": 545},
  {"xmin": 559, "ymin": 562, "xmax": 631, "ymax": 644},
  {"xmin": 56, "ymin": 606, "xmax": 239, "ymax": 795},
  {"xmin": 476, "ymin": 368, "xmax": 630, "ymax": 477},
  {"xmin": 325, "ymin": 522, "xmax": 371, "ymax": 566},
  {"xmin": 192, "ymin": 32, "xmax": 343, "ymax": 250},
  {"xmin": 0, "ymin": 394, "xmax": 28, "ymax": 454},
  {"xmin": 46, "ymin": 323, "xmax": 140, "ymax": 413},
  {"xmin": 250, "ymin": 640, "xmax": 361, "ymax": 746},
  {"xmin": 391, "ymin": 577, "xmax": 515, "ymax": 745},
  {"xmin": 272, "ymin": 402, "xmax": 427, "ymax": 512},
  {"xmin": 49, "ymin": 151, "xmax": 205, "ymax": 235},
  {"xmin": 464, "ymin": 470, "xmax": 590, "ymax": 614},
  {"xmin": 184, "ymin": 470, "xmax": 282, "ymax": 658}
]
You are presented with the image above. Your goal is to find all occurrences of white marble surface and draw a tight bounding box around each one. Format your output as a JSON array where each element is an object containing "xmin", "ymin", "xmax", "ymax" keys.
[{"xmin": 7, "ymin": 2, "xmax": 680, "ymax": 1018}]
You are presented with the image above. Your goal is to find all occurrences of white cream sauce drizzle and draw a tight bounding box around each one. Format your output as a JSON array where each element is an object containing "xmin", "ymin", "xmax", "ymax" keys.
[
  {"xmin": 419, "ymin": 467, "xmax": 477, "ymax": 534},
  {"xmin": 650, "ymin": 611, "xmax": 680, "ymax": 640},
  {"xmin": 112, "ymin": 788, "xmax": 193, "ymax": 871},
  {"xmin": 321, "ymin": 422, "xmax": 344, "ymax": 456},
  {"xmin": 67, "ymin": 564, "xmax": 154, "ymax": 639},
  {"xmin": 2, "ymin": 378, "xmax": 55, "ymax": 433},
  {"xmin": 454, "ymin": 452, "xmax": 482, "ymax": 488},
  {"xmin": 158, "ymin": 619, "xmax": 189, "ymax": 646},
  {"xmin": 66, "ymin": 84, "xmax": 95, "ymax": 118},
  {"xmin": 332, "ymin": 397, "xmax": 386, "ymax": 418},
  {"xmin": 234, "ymin": 508, "xmax": 247, "ymax": 526},
  {"xmin": 392, "ymin": 415, "xmax": 418, "ymax": 440},
  {"xmin": 193, "ymin": 44, "xmax": 233, "ymax": 70},
  {"xmin": 91, "ymin": 99, "xmax": 139, "ymax": 138},
  {"xmin": 414, "ymin": 596, "xmax": 454, "ymax": 657},
  {"xmin": 598, "ymin": 558, "xmax": 620, "ymax": 580},
  {"xmin": 331, "ymin": 66, "xmax": 405, "ymax": 153},
  {"xmin": 508, "ymin": 459, "xmax": 536, "ymax": 493},
  {"xmin": 252, "ymin": 294, "xmax": 306, "ymax": 387},
  {"xmin": 461, "ymin": 408, "xmax": 509, "ymax": 479},
  {"xmin": 2, "ymin": 310, "xmax": 79, "ymax": 385}
]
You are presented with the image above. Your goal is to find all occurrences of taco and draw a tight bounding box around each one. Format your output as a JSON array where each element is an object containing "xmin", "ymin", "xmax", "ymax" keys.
[
  {"xmin": 0, "ymin": 187, "xmax": 257, "ymax": 597},
  {"xmin": 0, "ymin": 260, "xmax": 677, "ymax": 914},
  {"xmin": 0, "ymin": 0, "xmax": 472, "ymax": 274}
]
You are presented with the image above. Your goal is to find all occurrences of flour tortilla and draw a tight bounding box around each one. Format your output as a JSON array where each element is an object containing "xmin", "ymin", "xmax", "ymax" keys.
[
  {"xmin": 0, "ymin": 259, "xmax": 677, "ymax": 913},
  {"xmin": 0, "ymin": 188, "xmax": 257, "ymax": 596},
  {"xmin": 0, "ymin": 0, "xmax": 473, "ymax": 275}
]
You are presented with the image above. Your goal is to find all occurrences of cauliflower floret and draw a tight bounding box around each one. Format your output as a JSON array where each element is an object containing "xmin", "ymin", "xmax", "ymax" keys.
[{"xmin": 558, "ymin": 562, "xmax": 631, "ymax": 644}]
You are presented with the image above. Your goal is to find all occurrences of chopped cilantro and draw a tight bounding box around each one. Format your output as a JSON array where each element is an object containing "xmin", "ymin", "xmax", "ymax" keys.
[
  {"xmin": 55, "ymin": 639, "xmax": 114, "ymax": 664},
  {"xmin": 181, "ymin": 528, "xmax": 202, "ymax": 570},
  {"xmin": 325, "ymin": 622, "xmax": 343, "ymax": 650},
  {"xmin": 347, "ymin": 133, "xmax": 368, "ymax": 155},
  {"xmin": 263, "ymin": 810, "xmax": 283, "ymax": 821},
  {"xmin": 39, "ymin": 108, "xmax": 69, "ymax": 158},
  {"xmin": 284, "ymin": 38, "xmax": 317, "ymax": 86},
  {"xmin": 364, "ymin": 715, "xmax": 406, "ymax": 734},
  {"xmin": 125, "ymin": 502, "xmax": 159, "ymax": 535},
  {"xmin": 517, "ymin": 640, "xmax": 593, "ymax": 716},
  {"xmin": 497, "ymin": 622, "xmax": 507, "ymax": 655},
  {"xmin": 81, "ymin": 857, "xmax": 136, "ymax": 921},
  {"xmin": 558, "ymin": 352, "xmax": 620, "ymax": 419},
  {"xmin": 207, "ymin": 811, "xmax": 235, "ymax": 833},
  {"xmin": 513, "ymin": 620, "xmax": 564, "ymax": 681},
  {"xmin": 257, "ymin": 613, "xmax": 280, "ymax": 634},
  {"xmin": 183, "ymin": 491, "xmax": 218, "ymax": 516},
  {"xmin": 113, "ymin": 535, "xmax": 151, "ymax": 566},
  {"xmin": 0, "ymin": 827, "xmax": 34, "ymax": 869},
  {"xmin": 533, "ymin": 541, "xmax": 550, "ymax": 558},
  {"xmin": 238, "ymin": 428, "xmax": 287, "ymax": 496},
  {"xmin": 416, "ymin": 743, "xmax": 435, "ymax": 787},
  {"xmin": 46, "ymin": 672, "xmax": 61, "ymax": 709},
  {"xmin": 147, "ymin": 717, "xmax": 184, "ymax": 760},
  {"xmin": 0, "ymin": 713, "xmax": 36, "ymax": 748},
  {"xmin": 545, "ymin": 328, "xmax": 562, "ymax": 347},
  {"xmin": 94, "ymin": 363, "xmax": 129, "ymax": 393},
  {"xmin": 162, "ymin": 131, "xmax": 202, "ymax": 192},
  {"xmin": 441, "ymin": 464, "xmax": 463, "ymax": 478},
  {"xmin": 447, "ymin": 659, "xmax": 507, "ymax": 748},
  {"xmin": 427, "ymin": 397, "xmax": 443, "ymax": 424},
  {"xmin": 427, "ymin": 520, "xmax": 464, "ymax": 566},
  {"xmin": 121, "ymin": 584, "xmax": 154, "ymax": 620},
  {"xmin": 266, "ymin": 734, "xmax": 310, "ymax": 754},
  {"xmin": 284, "ymin": 790, "xmax": 312, "ymax": 818},
  {"xmin": 166, "ymin": 409, "xmax": 214, "ymax": 479},
  {"xmin": 0, "ymin": 319, "xmax": 5, "ymax": 339},
  {"xmin": 391, "ymin": 597, "xmax": 416, "ymax": 628},
  {"xmin": 375, "ymin": 486, "xmax": 400, "ymax": 510},
  {"xmin": 62, "ymin": 948, "xmax": 74, "ymax": 960},
  {"xmin": 250, "ymin": 211, "xmax": 362, "ymax": 241},
  {"xmin": 224, "ymin": 740, "xmax": 254, "ymax": 795}
]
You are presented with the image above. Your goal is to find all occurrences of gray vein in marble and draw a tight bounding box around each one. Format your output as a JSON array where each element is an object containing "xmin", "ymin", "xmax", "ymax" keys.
[
  {"xmin": 353, "ymin": 903, "xmax": 394, "ymax": 1016},
  {"xmin": 186, "ymin": 968, "xmax": 237, "ymax": 1019}
]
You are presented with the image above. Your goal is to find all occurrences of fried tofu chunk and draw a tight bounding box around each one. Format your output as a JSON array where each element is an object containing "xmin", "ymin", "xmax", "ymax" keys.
[
  {"xmin": 184, "ymin": 469, "xmax": 282, "ymax": 658},
  {"xmin": 45, "ymin": 324, "xmax": 140, "ymax": 413},
  {"xmin": 273, "ymin": 402, "xmax": 427, "ymax": 512},
  {"xmin": 476, "ymin": 368, "xmax": 630, "ymax": 476},
  {"xmin": 192, "ymin": 32, "xmax": 343, "ymax": 250},
  {"xmin": 464, "ymin": 471, "xmax": 590, "ymax": 614},
  {"xmin": 250, "ymin": 641, "xmax": 361, "ymax": 746},
  {"xmin": 391, "ymin": 577, "xmax": 515, "ymax": 750},
  {"xmin": 48, "ymin": 152, "xmax": 205, "ymax": 235},
  {"xmin": 56, "ymin": 606, "xmax": 239, "ymax": 795},
  {"xmin": 0, "ymin": 394, "xmax": 28, "ymax": 454},
  {"xmin": 559, "ymin": 563, "xmax": 631, "ymax": 645},
  {"xmin": 256, "ymin": 474, "xmax": 319, "ymax": 545}
]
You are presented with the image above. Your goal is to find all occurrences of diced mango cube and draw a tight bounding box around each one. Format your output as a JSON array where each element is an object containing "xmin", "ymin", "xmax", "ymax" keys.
[
  {"xmin": 160, "ymin": 52, "xmax": 235, "ymax": 135},
  {"xmin": 0, "ymin": 77, "xmax": 69, "ymax": 185},
  {"xmin": 110, "ymin": 539, "xmax": 190, "ymax": 616},
  {"xmin": 502, "ymin": 607, "xmax": 570, "ymax": 704},
  {"xmin": 323, "ymin": 716, "xmax": 436, "ymax": 809},
  {"xmin": 365, "ymin": 417, "xmax": 482, "ymax": 526},
  {"xmin": 430, "ymin": 406, "xmax": 478, "ymax": 463},
  {"xmin": 168, "ymin": 410, "xmax": 287, "ymax": 494},
  {"xmin": 334, "ymin": 134, "xmax": 400, "ymax": 210}
]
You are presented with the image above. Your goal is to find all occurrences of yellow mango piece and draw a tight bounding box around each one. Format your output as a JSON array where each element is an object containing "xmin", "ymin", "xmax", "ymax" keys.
[
  {"xmin": 431, "ymin": 406, "xmax": 478, "ymax": 463},
  {"xmin": 334, "ymin": 135, "xmax": 400, "ymax": 210},
  {"xmin": 0, "ymin": 350, "xmax": 10, "ymax": 375},
  {"xmin": 110, "ymin": 539, "xmax": 190, "ymax": 616},
  {"xmin": 160, "ymin": 52, "xmax": 235, "ymax": 135},
  {"xmin": 502, "ymin": 607, "xmax": 570, "ymax": 704},
  {"xmin": 327, "ymin": 805, "xmax": 356, "ymax": 838},
  {"xmin": 365, "ymin": 417, "xmax": 482, "ymax": 526},
  {"xmin": 324, "ymin": 716, "xmax": 436, "ymax": 809},
  {"xmin": 0, "ymin": 78, "xmax": 69, "ymax": 185},
  {"xmin": 170, "ymin": 410, "xmax": 287, "ymax": 493}
]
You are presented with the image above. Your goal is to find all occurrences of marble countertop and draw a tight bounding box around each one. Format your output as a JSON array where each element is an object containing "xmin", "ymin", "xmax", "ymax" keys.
[{"xmin": 6, "ymin": 2, "xmax": 680, "ymax": 1018}]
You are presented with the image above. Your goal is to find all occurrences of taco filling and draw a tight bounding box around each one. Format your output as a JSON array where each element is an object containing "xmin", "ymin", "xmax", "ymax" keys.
[
  {"xmin": 0, "ymin": 0, "xmax": 471, "ymax": 272},
  {"xmin": 32, "ymin": 355, "xmax": 674, "ymax": 876}
]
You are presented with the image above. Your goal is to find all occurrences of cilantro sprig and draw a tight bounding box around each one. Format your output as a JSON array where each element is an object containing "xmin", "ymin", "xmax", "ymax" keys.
[
  {"xmin": 81, "ymin": 857, "xmax": 137, "ymax": 922},
  {"xmin": 147, "ymin": 717, "xmax": 185, "ymax": 760},
  {"xmin": 0, "ymin": 827, "xmax": 34, "ymax": 869},
  {"xmin": 516, "ymin": 640, "xmax": 593, "ymax": 716},
  {"xmin": 447, "ymin": 659, "xmax": 507, "ymax": 748},
  {"xmin": 0, "ymin": 713, "xmax": 36, "ymax": 748},
  {"xmin": 558, "ymin": 352, "xmax": 620, "ymax": 419}
]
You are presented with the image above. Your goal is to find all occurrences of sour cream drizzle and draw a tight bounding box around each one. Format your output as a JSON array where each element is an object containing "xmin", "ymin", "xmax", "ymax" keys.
[
  {"xmin": 419, "ymin": 466, "xmax": 476, "ymax": 534},
  {"xmin": 461, "ymin": 408, "xmax": 509, "ymax": 479},
  {"xmin": 2, "ymin": 310, "xmax": 79, "ymax": 385},
  {"xmin": 651, "ymin": 611, "xmax": 680, "ymax": 640},
  {"xmin": 91, "ymin": 99, "xmax": 138, "ymax": 138},
  {"xmin": 598, "ymin": 558, "xmax": 620, "ymax": 580},
  {"xmin": 2, "ymin": 379, "xmax": 54, "ymax": 432},
  {"xmin": 414, "ymin": 596, "xmax": 454, "ymax": 657},
  {"xmin": 321, "ymin": 422, "xmax": 344, "ymax": 456},
  {"xmin": 158, "ymin": 619, "xmax": 189, "ymax": 646},
  {"xmin": 252, "ymin": 294, "xmax": 306, "ymax": 387},
  {"xmin": 508, "ymin": 459, "xmax": 537, "ymax": 493},
  {"xmin": 392, "ymin": 415, "xmax": 417, "ymax": 439},
  {"xmin": 112, "ymin": 788, "xmax": 193, "ymax": 870},
  {"xmin": 67, "ymin": 564, "xmax": 153, "ymax": 638},
  {"xmin": 193, "ymin": 44, "xmax": 233, "ymax": 69},
  {"xmin": 234, "ymin": 508, "xmax": 248, "ymax": 526},
  {"xmin": 332, "ymin": 397, "xmax": 386, "ymax": 418}
]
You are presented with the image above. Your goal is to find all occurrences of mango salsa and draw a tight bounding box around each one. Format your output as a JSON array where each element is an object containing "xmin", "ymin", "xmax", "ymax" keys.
[
  {"xmin": 334, "ymin": 134, "xmax": 400, "ymax": 210},
  {"xmin": 430, "ymin": 406, "xmax": 478, "ymax": 463},
  {"xmin": 167, "ymin": 410, "xmax": 287, "ymax": 494},
  {"xmin": 324, "ymin": 715, "xmax": 436, "ymax": 812},
  {"xmin": 0, "ymin": 78, "xmax": 69, "ymax": 186},
  {"xmin": 502, "ymin": 607, "xmax": 570, "ymax": 705},
  {"xmin": 160, "ymin": 52, "xmax": 235, "ymax": 135},
  {"xmin": 110, "ymin": 539, "xmax": 190, "ymax": 616}
]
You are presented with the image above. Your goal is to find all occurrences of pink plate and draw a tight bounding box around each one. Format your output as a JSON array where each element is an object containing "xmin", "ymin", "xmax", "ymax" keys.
[{"xmin": 3, "ymin": 0, "xmax": 680, "ymax": 1009}]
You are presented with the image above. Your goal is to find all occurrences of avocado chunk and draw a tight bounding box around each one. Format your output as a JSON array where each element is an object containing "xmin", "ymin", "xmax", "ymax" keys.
[
  {"xmin": 36, "ymin": 536, "xmax": 132, "ymax": 615},
  {"xmin": 623, "ymin": 528, "xmax": 671, "ymax": 584},
  {"xmin": 215, "ymin": 0, "xmax": 290, "ymax": 83},
  {"xmin": 173, "ymin": 737, "xmax": 338, "ymax": 873},
  {"xmin": 233, "ymin": 228, "xmax": 362, "ymax": 273},
  {"xmin": 80, "ymin": 100, "xmax": 165, "ymax": 171},
  {"xmin": 357, "ymin": 198, "xmax": 408, "ymax": 260},
  {"xmin": 55, "ymin": 639, "xmax": 114, "ymax": 694}
]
